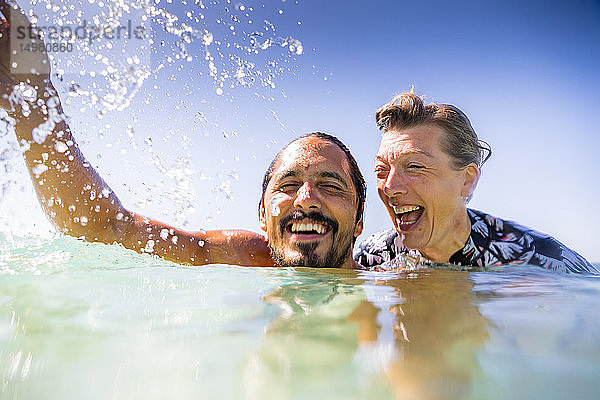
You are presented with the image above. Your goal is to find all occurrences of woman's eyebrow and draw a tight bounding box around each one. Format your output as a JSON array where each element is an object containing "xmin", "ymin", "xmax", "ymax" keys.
[
  {"xmin": 404, "ymin": 149, "xmax": 434, "ymax": 158},
  {"xmin": 375, "ymin": 149, "xmax": 433, "ymax": 161}
]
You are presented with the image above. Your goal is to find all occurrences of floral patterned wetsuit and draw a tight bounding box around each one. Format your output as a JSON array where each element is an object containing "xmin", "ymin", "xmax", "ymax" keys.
[{"xmin": 354, "ymin": 209, "xmax": 598, "ymax": 274}]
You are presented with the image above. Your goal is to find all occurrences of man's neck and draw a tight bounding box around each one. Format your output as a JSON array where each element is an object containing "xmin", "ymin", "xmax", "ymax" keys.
[{"xmin": 340, "ymin": 251, "xmax": 360, "ymax": 269}]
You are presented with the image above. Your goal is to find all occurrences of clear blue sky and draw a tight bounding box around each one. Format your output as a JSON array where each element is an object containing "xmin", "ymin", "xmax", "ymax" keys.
[{"xmin": 13, "ymin": 0, "xmax": 600, "ymax": 261}]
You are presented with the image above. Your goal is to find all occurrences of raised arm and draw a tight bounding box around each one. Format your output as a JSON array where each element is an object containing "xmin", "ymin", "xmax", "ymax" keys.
[{"xmin": 0, "ymin": 1, "xmax": 275, "ymax": 266}]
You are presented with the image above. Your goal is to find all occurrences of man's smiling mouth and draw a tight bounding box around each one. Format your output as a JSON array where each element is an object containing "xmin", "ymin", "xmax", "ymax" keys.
[
  {"xmin": 287, "ymin": 220, "xmax": 330, "ymax": 235},
  {"xmin": 280, "ymin": 210, "xmax": 337, "ymax": 238},
  {"xmin": 392, "ymin": 205, "xmax": 424, "ymax": 231}
]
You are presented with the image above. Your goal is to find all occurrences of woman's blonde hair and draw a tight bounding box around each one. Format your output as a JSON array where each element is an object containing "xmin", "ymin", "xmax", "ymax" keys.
[{"xmin": 375, "ymin": 92, "xmax": 491, "ymax": 169}]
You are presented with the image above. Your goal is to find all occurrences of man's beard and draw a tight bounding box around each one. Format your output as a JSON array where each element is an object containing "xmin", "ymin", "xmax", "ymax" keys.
[{"xmin": 269, "ymin": 210, "xmax": 354, "ymax": 268}]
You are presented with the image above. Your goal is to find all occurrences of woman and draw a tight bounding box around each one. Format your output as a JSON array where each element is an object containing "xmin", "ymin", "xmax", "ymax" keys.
[{"xmin": 355, "ymin": 92, "xmax": 597, "ymax": 274}]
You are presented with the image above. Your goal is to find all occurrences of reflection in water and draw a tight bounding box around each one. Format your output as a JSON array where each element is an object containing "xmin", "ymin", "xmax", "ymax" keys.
[
  {"xmin": 243, "ymin": 269, "xmax": 490, "ymax": 400},
  {"xmin": 377, "ymin": 270, "xmax": 489, "ymax": 400},
  {"xmin": 243, "ymin": 269, "xmax": 372, "ymax": 400}
]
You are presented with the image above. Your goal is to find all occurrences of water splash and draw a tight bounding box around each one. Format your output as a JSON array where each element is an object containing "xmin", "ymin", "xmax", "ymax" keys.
[{"xmin": 2, "ymin": 0, "xmax": 306, "ymax": 241}]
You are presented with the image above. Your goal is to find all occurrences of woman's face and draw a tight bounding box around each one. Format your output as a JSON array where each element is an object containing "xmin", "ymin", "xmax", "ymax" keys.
[{"xmin": 374, "ymin": 124, "xmax": 479, "ymax": 261}]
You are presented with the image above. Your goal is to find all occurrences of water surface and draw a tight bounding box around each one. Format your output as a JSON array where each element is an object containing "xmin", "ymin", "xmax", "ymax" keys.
[{"xmin": 1, "ymin": 235, "xmax": 599, "ymax": 400}]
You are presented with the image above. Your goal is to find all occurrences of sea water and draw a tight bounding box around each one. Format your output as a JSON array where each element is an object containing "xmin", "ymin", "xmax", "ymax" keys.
[{"xmin": 1, "ymin": 234, "xmax": 599, "ymax": 400}]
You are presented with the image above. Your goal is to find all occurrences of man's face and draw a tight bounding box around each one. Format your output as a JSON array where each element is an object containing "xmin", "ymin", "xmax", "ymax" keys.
[
  {"xmin": 374, "ymin": 124, "xmax": 479, "ymax": 259},
  {"xmin": 260, "ymin": 137, "xmax": 363, "ymax": 268}
]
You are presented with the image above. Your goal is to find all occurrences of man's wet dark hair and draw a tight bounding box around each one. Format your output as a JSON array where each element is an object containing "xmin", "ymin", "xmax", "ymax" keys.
[{"xmin": 259, "ymin": 132, "xmax": 366, "ymax": 224}]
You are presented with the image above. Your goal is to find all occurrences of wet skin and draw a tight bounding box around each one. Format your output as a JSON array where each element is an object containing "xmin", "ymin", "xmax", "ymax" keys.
[
  {"xmin": 260, "ymin": 137, "xmax": 363, "ymax": 268},
  {"xmin": 374, "ymin": 124, "xmax": 479, "ymax": 263}
]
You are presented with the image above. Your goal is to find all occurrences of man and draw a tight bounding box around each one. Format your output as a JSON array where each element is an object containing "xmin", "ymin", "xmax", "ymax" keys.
[
  {"xmin": 0, "ymin": 1, "xmax": 364, "ymax": 269},
  {"xmin": 258, "ymin": 132, "xmax": 365, "ymax": 268},
  {"xmin": 355, "ymin": 91, "xmax": 598, "ymax": 274}
]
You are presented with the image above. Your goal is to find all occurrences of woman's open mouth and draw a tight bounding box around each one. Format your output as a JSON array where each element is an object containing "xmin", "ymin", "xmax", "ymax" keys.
[{"xmin": 393, "ymin": 205, "xmax": 424, "ymax": 231}]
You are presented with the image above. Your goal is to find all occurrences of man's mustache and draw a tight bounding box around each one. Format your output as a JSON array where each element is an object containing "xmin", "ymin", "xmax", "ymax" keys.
[{"xmin": 279, "ymin": 210, "xmax": 338, "ymax": 235}]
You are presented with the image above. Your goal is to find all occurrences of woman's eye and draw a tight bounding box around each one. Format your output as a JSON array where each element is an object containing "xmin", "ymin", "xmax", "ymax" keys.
[
  {"xmin": 407, "ymin": 163, "xmax": 425, "ymax": 170},
  {"xmin": 374, "ymin": 167, "xmax": 389, "ymax": 178}
]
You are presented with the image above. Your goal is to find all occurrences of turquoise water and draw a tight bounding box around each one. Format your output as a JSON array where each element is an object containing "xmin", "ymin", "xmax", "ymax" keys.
[{"xmin": 1, "ymin": 234, "xmax": 599, "ymax": 400}]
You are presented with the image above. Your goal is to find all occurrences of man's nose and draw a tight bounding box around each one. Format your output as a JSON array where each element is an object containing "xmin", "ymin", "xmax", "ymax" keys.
[
  {"xmin": 382, "ymin": 168, "xmax": 409, "ymax": 197},
  {"xmin": 293, "ymin": 182, "xmax": 321, "ymax": 210}
]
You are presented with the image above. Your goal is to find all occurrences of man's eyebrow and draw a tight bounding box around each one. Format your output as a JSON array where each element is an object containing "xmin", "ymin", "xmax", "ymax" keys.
[
  {"xmin": 274, "ymin": 170, "xmax": 300, "ymax": 181},
  {"xmin": 274, "ymin": 170, "xmax": 349, "ymax": 189}
]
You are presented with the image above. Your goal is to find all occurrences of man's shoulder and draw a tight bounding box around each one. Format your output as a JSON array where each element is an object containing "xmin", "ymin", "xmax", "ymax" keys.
[{"xmin": 354, "ymin": 228, "xmax": 404, "ymax": 268}]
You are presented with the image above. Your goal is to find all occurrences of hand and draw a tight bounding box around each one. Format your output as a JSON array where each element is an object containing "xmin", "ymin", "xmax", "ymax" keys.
[{"xmin": 0, "ymin": 0, "xmax": 51, "ymax": 113}]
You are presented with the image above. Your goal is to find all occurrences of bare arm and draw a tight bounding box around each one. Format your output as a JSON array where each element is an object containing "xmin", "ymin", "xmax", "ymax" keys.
[{"xmin": 0, "ymin": 1, "xmax": 275, "ymax": 266}]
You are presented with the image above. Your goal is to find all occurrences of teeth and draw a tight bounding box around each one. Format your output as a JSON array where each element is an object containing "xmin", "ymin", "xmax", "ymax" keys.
[
  {"xmin": 392, "ymin": 205, "xmax": 422, "ymax": 214},
  {"xmin": 291, "ymin": 221, "xmax": 327, "ymax": 234}
]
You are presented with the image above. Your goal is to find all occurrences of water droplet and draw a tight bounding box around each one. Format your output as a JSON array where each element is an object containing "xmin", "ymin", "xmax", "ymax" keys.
[
  {"xmin": 201, "ymin": 31, "xmax": 213, "ymax": 46},
  {"xmin": 143, "ymin": 240, "xmax": 155, "ymax": 253},
  {"xmin": 270, "ymin": 197, "xmax": 281, "ymax": 216},
  {"xmin": 32, "ymin": 164, "xmax": 48, "ymax": 176},
  {"xmin": 160, "ymin": 229, "xmax": 169, "ymax": 241},
  {"xmin": 54, "ymin": 141, "xmax": 68, "ymax": 153}
]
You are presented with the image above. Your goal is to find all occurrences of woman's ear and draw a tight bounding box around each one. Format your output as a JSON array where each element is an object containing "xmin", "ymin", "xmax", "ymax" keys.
[{"xmin": 461, "ymin": 163, "xmax": 480, "ymax": 199}]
